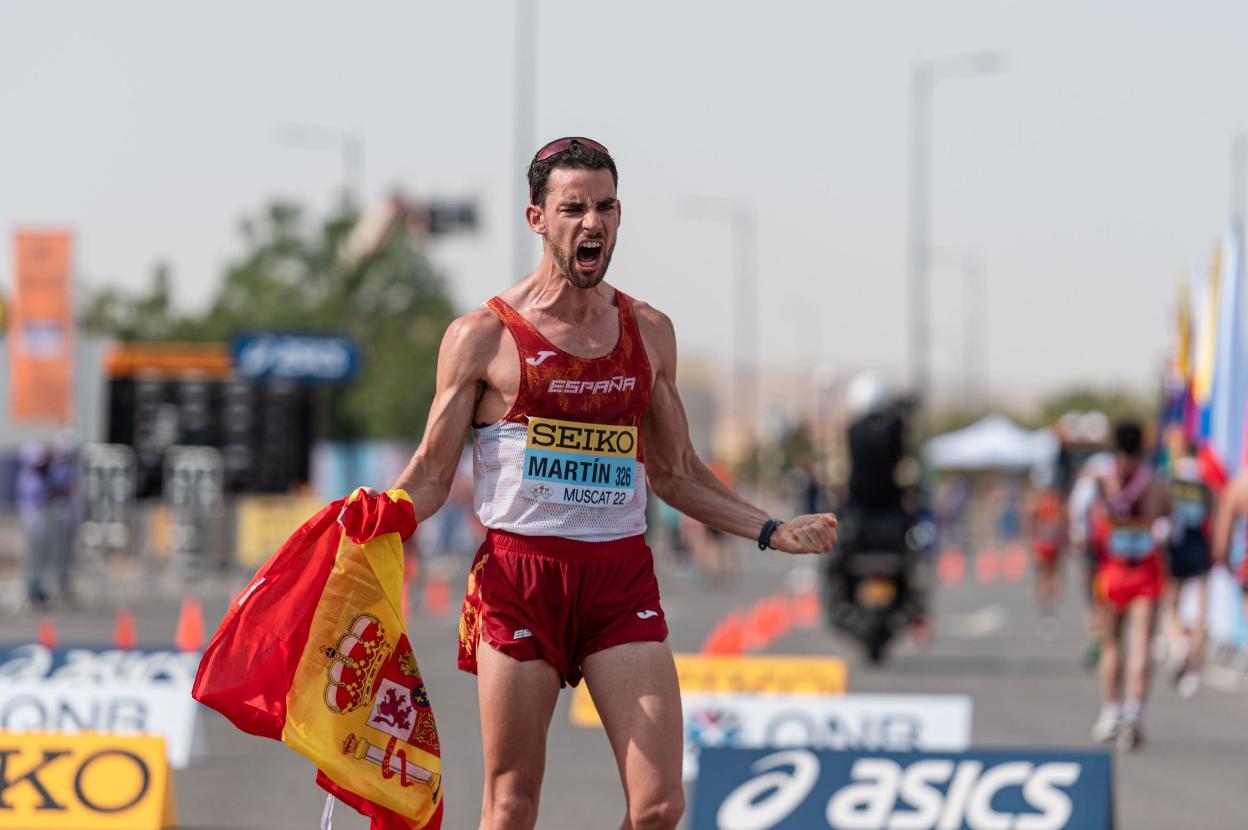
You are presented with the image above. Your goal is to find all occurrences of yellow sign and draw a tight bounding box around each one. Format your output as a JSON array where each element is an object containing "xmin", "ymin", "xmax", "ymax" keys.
[
  {"xmin": 570, "ymin": 653, "xmax": 848, "ymax": 727},
  {"xmin": 234, "ymin": 494, "xmax": 324, "ymax": 569},
  {"xmin": 525, "ymin": 416, "xmax": 638, "ymax": 457},
  {"xmin": 0, "ymin": 732, "xmax": 175, "ymax": 829}
]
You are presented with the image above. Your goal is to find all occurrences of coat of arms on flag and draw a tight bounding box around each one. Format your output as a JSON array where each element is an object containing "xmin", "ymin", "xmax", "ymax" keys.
[{"xmin": 193, "ymin": 489, "xmax": 443, "ymax": 830}]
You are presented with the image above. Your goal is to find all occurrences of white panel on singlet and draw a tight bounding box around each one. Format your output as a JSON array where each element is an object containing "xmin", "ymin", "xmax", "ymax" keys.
[{"xmin": 472, "ymin": 421, "xmax": 648, "ymax": 542}]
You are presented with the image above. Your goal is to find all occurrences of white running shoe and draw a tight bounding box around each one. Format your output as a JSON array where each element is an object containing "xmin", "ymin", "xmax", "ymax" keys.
[
  {"xmin": 1091, "ymin": 712, "xmax": 1120, "ymax": 744},
  {"xmin": 1178, "ymin": 671, "xmax": 1201, "ymax": 700}
]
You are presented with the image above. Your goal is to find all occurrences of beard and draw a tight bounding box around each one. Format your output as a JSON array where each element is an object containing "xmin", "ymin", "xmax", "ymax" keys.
[{"xmin": 549, "ymin": 238, "xmax": 614, "ymax": 288}]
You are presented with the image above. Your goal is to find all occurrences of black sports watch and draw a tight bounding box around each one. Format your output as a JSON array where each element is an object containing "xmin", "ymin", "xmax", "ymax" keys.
[{"xmin": 758, "ymin": 519, "xmax": 783, "ymax": 550}]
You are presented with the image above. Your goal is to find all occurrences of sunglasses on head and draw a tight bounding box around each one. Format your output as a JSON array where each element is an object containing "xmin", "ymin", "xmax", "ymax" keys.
[{"xmin": 532, "ymin": 136, "xmax": 611, "ymax": 163}]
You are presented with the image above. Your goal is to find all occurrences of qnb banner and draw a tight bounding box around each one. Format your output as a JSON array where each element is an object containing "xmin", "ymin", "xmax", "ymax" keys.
[
  {"xmin": 0, "ymin": 731, "xmax": 175, "ymax": 829},
  {"xmin": 682, "ymin": 693, "xmax": 971, "ymax": 781},
  {"xmin": 692, "ymin": 748, "xmax": 1113, "ymax": 830},
  {"xmin": 0, "ymin": 646, "xmax": 202, "ymax": 769}
]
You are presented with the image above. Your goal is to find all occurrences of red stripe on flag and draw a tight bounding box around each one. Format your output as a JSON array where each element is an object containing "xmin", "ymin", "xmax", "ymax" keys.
[{"xmin": 192, "ymin": 499, "xmax": 345, "ymax": 739}]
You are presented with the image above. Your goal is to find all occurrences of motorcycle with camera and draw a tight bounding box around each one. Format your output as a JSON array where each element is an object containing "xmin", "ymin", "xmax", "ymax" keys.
[
  {"xmin": 821, "ymin": 373, "xmax": 930, "ymax": 663},
  {"xmin": 822, "ymin": 505, "xmax": 932, "ymax": 664}
]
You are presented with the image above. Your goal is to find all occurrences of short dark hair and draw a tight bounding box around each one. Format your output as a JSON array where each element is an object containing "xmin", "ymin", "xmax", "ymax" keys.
[
  {"xmin": 1113, "ymin": 420, "xmax": 1144, "ymax": 457},
  {"xmin": 527, "ymin": 140, "xmax": 618, "ymax": 207}
]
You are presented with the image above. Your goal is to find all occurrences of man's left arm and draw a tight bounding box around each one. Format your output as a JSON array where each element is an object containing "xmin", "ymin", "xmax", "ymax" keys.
[{"xmin": 636, "ymin": 304, "xmax": 836, "ymax": 555}]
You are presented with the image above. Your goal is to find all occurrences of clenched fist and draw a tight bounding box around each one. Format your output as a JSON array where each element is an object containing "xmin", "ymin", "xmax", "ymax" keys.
[{"xmin": 768, "ymin": 513, "xmax": 838, "ymax": 554}]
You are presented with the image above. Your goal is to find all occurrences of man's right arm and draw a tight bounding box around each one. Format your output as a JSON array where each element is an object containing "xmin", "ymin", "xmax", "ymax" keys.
[{"xmin": 388, "ymin": 310, "xmax": 498, "ymax": 524}]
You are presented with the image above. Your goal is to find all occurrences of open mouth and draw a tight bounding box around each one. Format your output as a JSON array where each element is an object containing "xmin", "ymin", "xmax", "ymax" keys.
[{"xmin": 575, "ymin": 240, "xmax": 603, "ymax": 269}]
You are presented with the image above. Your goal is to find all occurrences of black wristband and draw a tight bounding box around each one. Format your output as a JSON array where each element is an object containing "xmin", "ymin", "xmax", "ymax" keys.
[{"xmin": 758, "ymin": 519, "xmax": 783, "ymax": 550}]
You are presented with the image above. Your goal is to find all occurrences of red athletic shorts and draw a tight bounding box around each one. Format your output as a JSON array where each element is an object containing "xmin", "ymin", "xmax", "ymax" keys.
[
  {"xmin": 1033, "ymin": 540, "xmax": 1062, "ymax": 565},
  {"xmin": 457, "ymin": 529, "xmax": 668, "ymax": 687},
  {"xmin": 1095, "ymin": 553, "xmax": 1164, "ymax": 612}
]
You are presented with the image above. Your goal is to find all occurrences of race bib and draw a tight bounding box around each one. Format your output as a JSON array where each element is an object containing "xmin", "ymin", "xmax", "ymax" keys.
[
  {"xmin": 1108, "ymin": 525, "xmax": 1154, "ymax": 561},
  {"xmin": 521, "ymin": 416, "xmax": 637, "ymax": 507}
]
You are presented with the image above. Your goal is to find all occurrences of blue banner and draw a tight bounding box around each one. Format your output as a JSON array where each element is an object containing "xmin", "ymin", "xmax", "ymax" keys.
[
  {"xmin": 231, "ymin": 332, "xmax": 360, "ymax": 382},
  {"xmin": 691, "ymin": 747, "xmax": 1113, "ymax": 830},
  {"xmin": 0, "ymin": 644, "xmax": 200, "ymax": 684}
]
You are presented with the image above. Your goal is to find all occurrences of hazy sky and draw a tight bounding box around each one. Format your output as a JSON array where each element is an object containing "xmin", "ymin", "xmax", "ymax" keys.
[{"xmin": 3, "ymin": 1, "xmax": 1247, "ymax": 404}]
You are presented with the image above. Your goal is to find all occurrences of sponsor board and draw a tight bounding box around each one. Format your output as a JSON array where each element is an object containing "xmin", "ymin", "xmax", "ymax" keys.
[
  {"xmin": 231, "ymin": 332, "xmax": 360, "ymax": 382},
  {"xmin": 234, "ymin": 494, "xmax": 324, "ymax": 569},
  {"xmin": 0, "ymin": 646, "xmax": 201, "ymax": 769},
  {"xmin": 0, "ymin": 645, "xmax": 200, "ymax": 685},
  {"xmin": 692, "ymin": 747, "xmax": 1113, "ymax": 830},
  {"xmin": 0, "ymin": 731, "xmax": 175, "ymax": 829},
  {"xmin": 570, "ymin": 654, "xmax": 847, "ymax": 727},
  {"xmin": 681, "ymin": 693, "xmax": 971, "ymax": 781}
]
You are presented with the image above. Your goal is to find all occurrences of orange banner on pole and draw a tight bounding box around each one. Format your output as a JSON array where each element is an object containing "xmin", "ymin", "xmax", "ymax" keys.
[{"xmin": 10, "ymin": 229, "xmax": 74, "ymax": 424}]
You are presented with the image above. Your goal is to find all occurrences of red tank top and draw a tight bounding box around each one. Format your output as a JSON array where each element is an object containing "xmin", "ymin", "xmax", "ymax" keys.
[
  {"xmin": 487, "ymin": 291, "xmax": 653, "ymax": 456},
  {"xmin": 470, "ymin": 290, "xmax": 655, "ymax": 541}
]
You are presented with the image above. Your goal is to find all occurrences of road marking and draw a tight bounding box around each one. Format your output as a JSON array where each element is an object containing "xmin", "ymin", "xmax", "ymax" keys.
[{"xmin": 942, "ymin": 604, "xmax": 1007, "ymax": 639}]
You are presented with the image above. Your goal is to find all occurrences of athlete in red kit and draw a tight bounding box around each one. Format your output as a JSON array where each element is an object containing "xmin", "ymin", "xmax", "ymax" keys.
[{"xmin": 384, "ymin": 137, "xmax": 838, "ymax": 830}]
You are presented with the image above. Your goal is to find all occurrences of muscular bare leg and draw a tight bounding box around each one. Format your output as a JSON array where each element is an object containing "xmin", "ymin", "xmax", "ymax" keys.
[
  {"xmin": 476, "ymin": 642, "xmax": 562, "ymax": 830},
  {"xmin": 1187, "ymin": 576, "xmax": 1208, "ymax": 675},
  {"xmin": 1124, "ymin": 596, "xmax": 1159, "ymax": 704},
  {"xmin": 1098, "ymin": 603, "xmax": 1124, "ymax": 706},
  {"xmin": 582, "ymin": 641, "xmax": 685, "ymax": 830}
]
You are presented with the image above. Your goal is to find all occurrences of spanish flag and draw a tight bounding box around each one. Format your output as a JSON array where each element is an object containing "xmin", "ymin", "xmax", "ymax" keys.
[{"xmin": 193, "ymin": 489, "xmax": 442, "ymax": 830}]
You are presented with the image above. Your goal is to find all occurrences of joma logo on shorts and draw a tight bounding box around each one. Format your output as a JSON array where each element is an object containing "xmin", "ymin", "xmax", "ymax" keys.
[{"xmin": 548, "ymin": 376, "xmax": 636, "ymax": 394}]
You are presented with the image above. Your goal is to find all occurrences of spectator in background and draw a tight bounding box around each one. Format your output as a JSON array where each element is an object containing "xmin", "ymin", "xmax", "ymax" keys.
[
  {"xmin": 15, "ymin": 442, "xmax": 52, "ymax": 607},
  {"xmin": 1161, "ymin": 442, "xmax": 1215, "ymax": 699},
  {"xmin": 1025, "ymin": 467, "xmax": 1068, "ymax": 640},
  {"xmin": 46, "ymin": 436, "xmax": 80, "ymax": 605}
]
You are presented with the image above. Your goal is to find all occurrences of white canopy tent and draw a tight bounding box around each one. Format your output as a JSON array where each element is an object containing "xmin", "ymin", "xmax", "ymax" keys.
[{"xmin": 923, "ymin": 414, "xmax": 1058, "ymax": 472}]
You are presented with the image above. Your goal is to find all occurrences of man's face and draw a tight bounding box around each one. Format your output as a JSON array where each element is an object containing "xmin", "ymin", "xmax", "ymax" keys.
[{"xmin": 529, "ymin": 167, "xmax": 620, "ymax": 288}]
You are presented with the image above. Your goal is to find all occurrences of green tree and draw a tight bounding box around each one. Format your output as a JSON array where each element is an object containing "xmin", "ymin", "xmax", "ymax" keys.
[
  {"xmin": 81, "ymin": 261, "xmax": 182, "ymax": 341},
  {"xmin": 82, "ymin": 198, "xmax": 458, "ymax": 441},
  {"xmin": 1033, "ymin": 385, "xmax": 1158, "ymax": 428}
]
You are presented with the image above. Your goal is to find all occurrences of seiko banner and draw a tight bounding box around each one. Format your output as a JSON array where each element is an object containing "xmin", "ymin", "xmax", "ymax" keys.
[
  {"xmin": 0, "ymin": 645, "xmax": 201, "ymax": 769},
  {"xmin": 682, "ymin": 693, "xmax": 972, "ymax": 781},
  {"xmin": 692, "ymin": 747, "xmax": 1113, "ymax": 830},
  {"xmin": 0, "ymin": 731, "xmax": 174, "ymax": 829}
]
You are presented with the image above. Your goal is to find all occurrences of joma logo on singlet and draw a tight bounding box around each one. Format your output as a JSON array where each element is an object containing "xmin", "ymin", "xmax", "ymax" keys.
[{"xmin": 548, "ymin": 376, "xmax": 637, "ymax": 394}]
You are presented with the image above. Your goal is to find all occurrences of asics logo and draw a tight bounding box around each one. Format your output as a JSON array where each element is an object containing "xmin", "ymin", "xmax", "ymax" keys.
[
  {"xmin": 526, "ymin": 350, "xmax": 558, "ymax": 366},
  {"xmin": 636, "ymin": 610, "xmax": 659, "ymax": 620},
  {"xmin": 513, "ymin": 628, "xmax": 533, "ymax": 640}
]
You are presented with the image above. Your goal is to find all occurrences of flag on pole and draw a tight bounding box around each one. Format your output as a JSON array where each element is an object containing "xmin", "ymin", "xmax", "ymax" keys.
[
  {"xmin": 1207, "ymin": 225, "xmax": 1247, "ymax": 482},
  {"xmin": 1187, "ymin": 261, "xmax": 1217, "ymax": 443},
  {"xmin": 193, "ymin": 489, "xmax": 442, "ymax": 830}
]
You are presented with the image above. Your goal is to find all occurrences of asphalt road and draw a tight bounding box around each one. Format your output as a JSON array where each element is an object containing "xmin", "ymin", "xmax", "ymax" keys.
[{"xmin": 6, "ymin": 539, "xmax": 1248, "ymax": 829}]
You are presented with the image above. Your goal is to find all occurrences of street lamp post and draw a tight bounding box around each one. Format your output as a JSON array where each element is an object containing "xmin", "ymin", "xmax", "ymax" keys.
[
  {"xmin": 512, "ymin": 0, "xmax": 539, "ymax": 282},
  {"xmin": 274, "ymin": 123, "xmax": 365, "ymax": 208},
  {"xmin": 908, "ymin": 51, "xmax": 1007, "ymax": 407}
]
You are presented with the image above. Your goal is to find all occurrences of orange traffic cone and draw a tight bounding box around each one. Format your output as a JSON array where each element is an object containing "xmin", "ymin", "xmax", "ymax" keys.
[
  {"xmin": 174, "ymin": 597, "xmax": 205, "ymax": 651},
  {"xmin": 38, "ymin": 617, "xmax": 57, "ymax": 650},
  {"xmin": 937, "ymin": 548, "xmax": 966, "ymax": 586},
  {"xmin": 114, "ymin": 608, "xmax": 137, "ymax": 651},
  {"xmin": 793, "ymin": 588, "xmax": 821, "ymax": 628},
  {"xmin": 1001, "ymin": 544, "xmax": 1028, "ymax": 584},
  {"xmin": 424, "ymin": 573, "xmax": 452, "ymax": 617},
  {"xmin": 701, "ymin": 621, "xmax": 726, "ymax": 655},
  {"xmin": 716, "ymin": 613, "xmax": 746, "ymax": 656},
  {"xmin": 975, "ymin": 548, "xmax": 1000, "ymax": 584}
]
